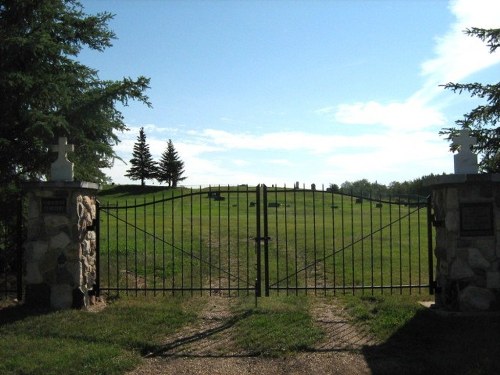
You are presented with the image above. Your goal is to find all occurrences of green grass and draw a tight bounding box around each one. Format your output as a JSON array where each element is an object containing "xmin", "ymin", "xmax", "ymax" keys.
[
  {"xmin": 341, "ymin": 294, "xmax": 428, "ymax": 340},
  {"xmin": 0, "ymin": 296, "xmax": 199, "ymax": 375},
  {"xmin": 232, "ymin": 296, "xmax": 324, "ymax": 356}
]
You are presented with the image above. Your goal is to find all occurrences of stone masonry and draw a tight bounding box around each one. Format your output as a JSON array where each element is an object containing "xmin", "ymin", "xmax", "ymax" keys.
[
  {"xmin": 23, "ymin": 181, "xmax": 99, "ymax": 309},
  {"xmin": 430, "ymin": 174, "xmax": 500, "ymax": 312}
]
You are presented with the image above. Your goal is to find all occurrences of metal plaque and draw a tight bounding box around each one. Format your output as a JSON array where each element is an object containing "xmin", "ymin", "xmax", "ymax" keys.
[
  {"xmin": 41, "ymin": 198, "xmax": 67, "ymax": 214},
  {"xmin": 460, "ymin": 203, "xmax": 493, "ymax": 236}
]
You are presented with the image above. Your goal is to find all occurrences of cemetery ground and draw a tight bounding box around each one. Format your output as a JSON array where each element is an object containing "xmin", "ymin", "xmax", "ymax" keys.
[{"xmin": 1, "ymin": 293, "xmax": 500, "ymax": 374}]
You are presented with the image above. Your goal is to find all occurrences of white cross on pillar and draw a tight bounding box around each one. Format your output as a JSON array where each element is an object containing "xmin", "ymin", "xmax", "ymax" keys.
[
  {"xmin": 452, "ymin": 129, "xmax": 478, "ymax": 174},
  {"xmin": 452, "ymin": 128, "xmax": 476, "ymax": 153},
  {"xmin": 50, "ymin": 137, "xmax": 75, "ymax": 181}
]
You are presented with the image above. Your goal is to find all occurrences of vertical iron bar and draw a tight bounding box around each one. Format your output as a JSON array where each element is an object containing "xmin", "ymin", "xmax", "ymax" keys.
[
  {"xmin": 190, "ymin": 188, "xmax": 194, "ymax": 296},
  {"xmin": 236, "ymin": 186, "xmax": 240, "ymax": 295},
  {"xmin": 143, "ymin": 197, "xmax": 147, "ymax": 295},
  {"xmin": 246, "ymin": 185, "xmax": 250, "ymax": 295},
  {"xmin": 389, "ymin": 196, "xmax": 393, "ymax": 294},
  {"xmin": 153, "ymin": 196, "xmax": 156, "ymax": 295},
  {"xmin": 379, "ymin": 195, "xmax": 383, "ymax": 294},
  {"xmin": 107, "ymin": 203, "xmax": 111, "ymax": 293},
  {"xmin": 209, "ymin": 186, "xmax": 213, "ymax": 295},
  {"xmin": 181, "ymin": 191, "xmax": 184, "ymax": 295},
  {"xmin": 322, "ymin": 186, "xmax": 326, "ymax": 296},
  {"xmin": 162, "ymin": 193, "xmax": 166, "ymax": 293},
  {"xmin": 341, "ymin": 192, "xmax": 345, "ymax": 294},
  {"xmin": 199, "ymin": 187, "xmax": 203, "ymax": 295},
  {"xmin": 427, "ymin": 196, "xmax": 434, "ymax": 295},
  {"xmin": 255, "ymin": 185, "xmax": 261, "ymax": 297},
  {"xmin": 263, "ymin": 185, "xmax": 270, "ymax": 297},
  {"xmin": 417, "ymin": 198, "xmax": 422, "ymax": 293},
  {"xmin": 134, "ymin": 199, "xmax": 138, "ymax": 296},
  {"xmin": 303, "ymin": 186, "xmax": 307, "ymax": 294},
  {"xmin": 274, "ymin": 185, "xmax": 279, "ymax": 294},
  {"xmin": 312, "ymin": 188, "xmax": 317, "ymax": 294},
  {"xmin": 227, "ymin": 186, "xmax": 231, "ymax": 295},
  {"xmin": 16, "ymin": 192, "xmax": 23, "ymax": 301},
  {"xmin": 351, "ymin": 192, "xmax": 355, "ymax": 295},
  {"xmin": 408, "ymin": 198, "xmax": 412, "ymax": 294},
  {"xmin": 95, "ymin": 200, "xmax": 100, "ymax": 297},
  {"xmin": 360, "ymin": 192, "xmax": 365, "ymax": 293},
  {"xmin": 125, "ymin": 200, "xmax": 129, "ymax": 292},
  {"xmin": 332, "ymin": 190, "xmax": 336, "ymax": 296},
  {"xmin": 293, "ymin": 187, "xmax": 298, "ymax": 295},
  {"xmin": 284, "ymin": 185, "xmax": 289, "ymax": 295},
  {"xmin": 171, "ymin": 189, "xmax": 175, "ymax": 294},
  {"xmin": 218, "ymin": 186, "xmax": 221, "ymax": 291},
  {"xmin": 399, "ymin": 196, "xmax": 403, "ymax": 294},
  {"xmin": 116, "ymin": 202, "xmax": 119, "ymax": 294}
]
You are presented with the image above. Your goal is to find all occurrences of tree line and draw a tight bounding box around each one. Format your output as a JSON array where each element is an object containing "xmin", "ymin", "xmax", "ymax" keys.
[
  {"xmin": 329, "ymin": 173, "xmax": 444, "ymax": 198},
  {"xmin": 125, "ymin": 127, "xmax": 186, "ymax": 187}
]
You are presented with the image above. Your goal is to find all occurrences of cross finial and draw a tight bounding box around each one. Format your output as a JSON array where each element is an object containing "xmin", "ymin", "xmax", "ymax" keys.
[
  {"xmin": 50, "ymin": 137, "xmax": 74, "ymax": 181},
  {"xmin": 452, "ymin": 128, "xmax": 476, "ymax": 154},
  {"xmin": 452, "ymin": 129, "xmax": 478, "ymax": 174}
]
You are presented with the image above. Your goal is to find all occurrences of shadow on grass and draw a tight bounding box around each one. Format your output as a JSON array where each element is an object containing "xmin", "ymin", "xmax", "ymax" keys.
[
  {"xmin": 362, "ymin": 309, "xmax": 500, "ymax": 375},
  {"xmin": 0, "ymin": 303, "xmax": 52, "ymax": 326}
]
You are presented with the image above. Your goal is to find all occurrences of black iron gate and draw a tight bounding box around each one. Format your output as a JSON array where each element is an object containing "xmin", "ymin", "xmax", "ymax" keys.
[{"xmin": 97, "ymin": 185, "xmax": 433, "ymax": 296}]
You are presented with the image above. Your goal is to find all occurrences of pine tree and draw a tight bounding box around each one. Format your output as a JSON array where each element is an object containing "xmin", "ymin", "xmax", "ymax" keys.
[
  {"xmin": 440, "ymin": 27, "xmax": 500, "ymax": 172},
  {"xmin": 125, "ymin": 128, "xmax": 157, "ymax": 186},
  {"xmin": 0, "ymin": 0, "xmax": 151, "ymax": 185},
  {"xmin": 157, "ymin": 139, "xmax": 187, "ymax": 187}
]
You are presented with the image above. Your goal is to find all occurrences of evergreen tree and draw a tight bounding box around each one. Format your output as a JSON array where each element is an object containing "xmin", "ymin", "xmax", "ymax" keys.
[
  {"xmin": 440, "ymin": 27, "xmax": 500, "ymax": 172},
  {"xmin": 125, "ymin": 128, "xmax": 157, "ymax": 186},
  {"xmin": 157, "ymin": 139, "xmax": 186, "ymax": 187},
  {"xmin": 0, "ymin": 0, "xmax": 151, "ymax": 185}
]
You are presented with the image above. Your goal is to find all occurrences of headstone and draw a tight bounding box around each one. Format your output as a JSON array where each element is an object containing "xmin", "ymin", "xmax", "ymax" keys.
[
  {"xmin": 452, "ymin": 129, "xmax": 478, "ymax": 174},
  {"xmin": 50, "ymin": 137, "xmax": 74, "ymax": 181}
]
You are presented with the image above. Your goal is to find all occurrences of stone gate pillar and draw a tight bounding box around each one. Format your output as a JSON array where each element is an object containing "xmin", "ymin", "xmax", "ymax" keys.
[
  {"xmin": 22, "ymin": 181, "xmax": 99, "ymax": 309},
  {"xmin": 428, "ymin": 129, "xmax": 500, "ymax": 311},
  {"xmin": 22, "ymin": 137, "xmax": 99, "ymax": 309}
]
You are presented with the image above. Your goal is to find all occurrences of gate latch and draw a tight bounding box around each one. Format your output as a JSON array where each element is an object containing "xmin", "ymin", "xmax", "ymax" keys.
[{"xmin": 254, "ymin": 236, "xmax": 272, "ymax": 243}]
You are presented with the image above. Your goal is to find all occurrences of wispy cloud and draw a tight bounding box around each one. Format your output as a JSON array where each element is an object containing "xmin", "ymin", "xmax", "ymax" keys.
[{"xmin": 322, "ymin": 0, "xmax": 500, "ymax": 131}]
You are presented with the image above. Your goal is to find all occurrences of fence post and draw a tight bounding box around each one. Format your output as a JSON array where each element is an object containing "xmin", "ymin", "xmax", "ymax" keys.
[
  {"xmin": 255, "ymin": 185, "xmax": 261, "ymax": 297},
  {"xmin": 263, "ymin": 184, "xmax": 270, "ymax": 297},
  {"xmin": 16, "ymin": 191, "xmax": 23, "ymax": 301},
  {"xmin": 427, "ymin": 195, "xmax": 434, "ymax": 295},
  {"xmin": 95, "ymin": 200, "xmax": 100, "ymax": 297}
]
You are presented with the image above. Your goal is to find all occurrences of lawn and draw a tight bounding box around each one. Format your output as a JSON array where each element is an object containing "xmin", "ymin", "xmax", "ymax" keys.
[{"xmin": 2, "ymin": 294, "xmax": 499, "ymax": 374}]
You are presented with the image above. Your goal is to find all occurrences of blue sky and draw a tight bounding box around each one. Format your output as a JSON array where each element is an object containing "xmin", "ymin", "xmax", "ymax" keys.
[{"xmin": 79, "ymin": 0, "xmax": 500, "ymax": 187}]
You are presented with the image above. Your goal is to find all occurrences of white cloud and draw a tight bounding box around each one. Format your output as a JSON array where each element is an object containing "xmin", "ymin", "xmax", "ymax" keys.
[
  {"xmin": 324, "ymin": 0, "xmax": 500, "ymax": 132},
  {"xmin": 333, "ymin": 99, "xmax": 446, "ymax": 130},
  {"xmin": 421, "ymin": 0, "xmax": 500, "ymax": 87}
]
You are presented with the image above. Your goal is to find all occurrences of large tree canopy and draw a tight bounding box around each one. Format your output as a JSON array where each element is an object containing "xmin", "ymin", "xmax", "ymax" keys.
[
  {"xmin": 440, "ymin": 27, "xmax": 500, "ymax": 172},
  {"xmin": 0, "ymin": 0, "xmax": 151, "ymax": 184}
]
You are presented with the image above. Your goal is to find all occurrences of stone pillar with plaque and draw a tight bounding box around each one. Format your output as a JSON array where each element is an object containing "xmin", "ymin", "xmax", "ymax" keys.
[
  {"xmin": 428, "ymin": 130, "xmax": 500, "ymax": 312},
  {"xmin": 22, "ymin": 138, "xmax": 100, "ymax": 309}
]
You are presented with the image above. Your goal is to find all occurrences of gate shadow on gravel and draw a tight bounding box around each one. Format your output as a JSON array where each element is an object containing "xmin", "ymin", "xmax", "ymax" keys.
[
  {"xmin": 362, "ymin": 309, "xmax": 500, "ymax": 375},
  {"xmin": 143, "ymin": 310, "xmax": 254, "ymax": 358}
]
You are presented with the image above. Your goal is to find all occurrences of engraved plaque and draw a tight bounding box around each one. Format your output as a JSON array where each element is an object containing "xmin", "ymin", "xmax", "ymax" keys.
[
  {"xmin": 41, "ymin": 198, "xmax": 67, "ymax": 214},
  {"xmin": 460, "ymin": 203, "xmax": 493, "ymax": 236}
]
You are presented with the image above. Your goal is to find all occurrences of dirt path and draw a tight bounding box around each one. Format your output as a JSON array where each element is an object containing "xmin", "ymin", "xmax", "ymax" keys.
[{"xmin": 127, "ymin": 298, "xmax": 378, "ymax": 375}]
